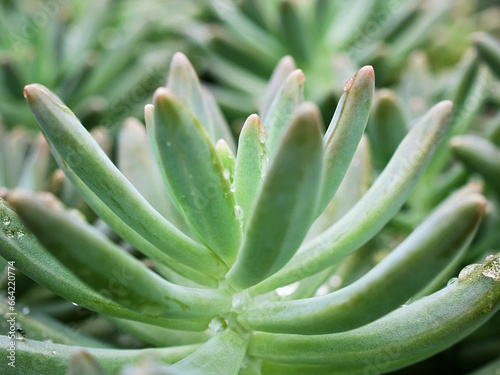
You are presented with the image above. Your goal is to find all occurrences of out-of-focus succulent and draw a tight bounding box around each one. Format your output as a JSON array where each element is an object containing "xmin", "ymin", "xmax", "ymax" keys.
[
  {"xmin": 0, "ymin": 0, "xmax": 199, "ymax": 130},
  {"xmin": 0, "ymin": 53, "xmax": 498, "ymax": 374},
  {"xmin": 188, "ymin": 0, "xmax": 499, "ymax": 123}
]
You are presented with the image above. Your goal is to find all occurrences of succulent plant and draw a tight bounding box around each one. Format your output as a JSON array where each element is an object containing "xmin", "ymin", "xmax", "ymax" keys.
[
  {"xmin": 0, "ymin": 0, "xmax": 198, "ymax": 130},
  {"xmin": 188, "ymin": 0, "xmax": 500, "ymax": 124},
  {"xmin": 0, "ymin": 53, "xmax": 499, "ymax": 374}
]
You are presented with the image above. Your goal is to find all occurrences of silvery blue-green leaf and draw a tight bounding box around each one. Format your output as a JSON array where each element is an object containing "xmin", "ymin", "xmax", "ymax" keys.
[
  {"xmin": 262, "ymin": 69, "xmax": 305, "ymax": 156},
  {"xmin": 152, "ymin": 88, "xmax": 242, "ymax": 265},
  {"xmin": 240, "ymin": 192, "xmax": 485, "ymax": 334},
  {"xmin": 450, "ymin": 135, "xmax": 500, "ymax": 190},
  {"xmin": 249, "ymin": 253, "xmax": 500, "ymax": 369},
  {"xmin": 233, "ymin": 114, "xmax": 267, "ymax": 226},
  {"xmin": 474, "ymin": 32, "xmax": 500, "ymax": 79},
  {"xmin": 318, "ymin": 65, "xmax": 374, "ymax": 214},
  {"xmin": 250, "ymin": 100, "xmax": 453, "ymax": 295},
  {"xmin": 23, "ymin": 84, "xmax": 225, "ymax": 277},
  {"xmin": 203, "ymin": 87, "xmax": 237, "ymax": 153},
  {"xmin": 117, "ymin": 118, "xmax": 189, "ymax": 233},
  {"xmin": 0, "ymin": 297, "xmax": 109, "ymax": 348},
  {"xmin": 170, "ymin": 328, "xmax": 247, "ymax": 375},
  {"xmin": 9, "ymin": 191, "xmax": 231, "ymax": 319},
  {"xmin": 68, "ymin": 350, "xmax": 106, "ymax": 375},
  {"xmin": 0, "ymin": 335, "xmax": 198, "ymax": 375},
  {"xmin": 226, "ymin": 103, "xmax": 323, "ymax": 290},
  {"xmin": 259, "ymin": 56, "xmax": 296, "ymax": 119},
  {"xmin": 0, "ymin": 198, "xmax": 208, "ymax": 331},
  {"xmin": 215, "ymin": 139, "xmax": 236, "ymax": 183},
  {"xmin": 366, "ymin": 89, "xmax": 407, "ymax": 169}
]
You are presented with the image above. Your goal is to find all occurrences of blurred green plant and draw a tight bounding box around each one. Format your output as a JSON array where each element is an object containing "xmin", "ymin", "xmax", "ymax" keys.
[
  {"xmin": 189, "ymin": 0, "xmax": 499, "ymax": 124},
  {"xmin": 0, "ymin": 0, "xmax": 199, "ymax": 130},
  {"xmin": 0, "ymin": 53, "xmax": 497, "ymax": 374}
]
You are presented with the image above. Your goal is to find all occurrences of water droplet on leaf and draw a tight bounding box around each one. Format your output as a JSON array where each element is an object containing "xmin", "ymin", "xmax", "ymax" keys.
[
  {"xmin": 447, "ymin": 277, "xmax": 458, "ymax": 287},
  {"xmin": 209, "ymin": 317, "xmax": 227, "ymax": 334},
  {"xmin": 458, "ymin": 264, "xmax": 481, "ymax": 281},
  {"xmin": 482, "ymin": 255, "xmax": 500, "ymax": 281}
]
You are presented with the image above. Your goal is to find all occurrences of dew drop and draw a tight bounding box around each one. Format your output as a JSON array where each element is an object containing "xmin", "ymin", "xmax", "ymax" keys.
[
  {"xmin": 447, "ymin": 277, "xmax": 458, "ymax": 287},
  {"xmin": 458, "ymin": 264, "xmax": 481, "ymax": 281},
  {"xmin": 482, "ymin": 255, "xmax": 500, "ymax": 281},
  {"xmin": 314, "ymin": 285, "xmax": 329, "ymax": 296},
  {"xmin": 72, "ymin": 302, "xmax": 79, "ymax": 307},
  {"xmin": 223, "ymin": 169, "xmax": 230, "ymax": 180},
  {"xmin": 230, "ymin": 184, "xmax": 236, "ymax": 193},
  {"xmin": 328, "ymin": 275, "xmax": 342, "ymax": 289},
  {"xmin": 22, "ymin": 307, "xmax": 30, "ymax": 315},
  {"xmin": 52, "ymin": 350, "xmax": 57, "ymax": 355},
  {"xmin": 166, "ymin": 142, "xmax": 171, "ymax": 147},
  {"xmin": 5, "ymin": 230, "xmax": 14, "ymax": 239},
  {"xmin": 209, "ymin": 317, "xmax": 227, "ymax": 334},
  {"xmin": 234, "ymin": 205, "xmax": 244, "ymax": 221},
  {"xmin": 232, "ymin": 291, "xmax": 250, "ymax": 312},
  {"xmin": 485, "ymin": 254, "xmax": 496, "ymax": 262},
  {"xmin": 276, "ymin": 282, "xmax": 299, "ymax": 297},
  {"xmin": 16, "ymin": 231, "xmax": 25, "ymax": 239},
  {"xmin": 2, "ymin": 215, "xmax": 10, "ymax": 226}
]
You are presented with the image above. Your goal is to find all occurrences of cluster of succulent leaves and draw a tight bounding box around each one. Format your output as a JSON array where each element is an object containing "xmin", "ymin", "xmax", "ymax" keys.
[
  {"xmin": 190, "ymin": 0, "xmax": 500, "ymax": 123},
  {"xmin": 0, "ymin": 51, "xmax": 499, "ymax": 375},
  {"xmin": 0, "ymin": 0, "xmax": 199, "ymax": 130}
]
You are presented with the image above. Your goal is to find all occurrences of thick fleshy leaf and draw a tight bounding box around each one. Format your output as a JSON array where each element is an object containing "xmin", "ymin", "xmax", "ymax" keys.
[
  {"xmin": 318, "ymin": 65, "xmax": 374, "ymax": 214},
  {"xmin": 165, "ymin": 53, "xmax": 236, "ymax": 151},
  {"xmin": 170, "ymin": 329, "xmax": 247, "ymax": 375},
  {"xmin": 259, "ymin": 56, "xmax": 296, "ymax": 119},
  {"xmin": 262, "ymin": 69, "xmax": 305, "ymax": 156},
  {"xmin": 366, "ymin": 89, "xmax": 407, "ymax": 169},
  {"xmin": 0, "ymin": 335, "xmax": 198, "ymax": 375},
  {"xmin": 474, "ymin": 32, "xmax": 500, "ymax": 79},
  {"xmin": 117, "ymin": 118, "xmax": 187, "ymax": 230},
  {"xmin": 0, "ymin": 298, "xmax": 109, "ymax": 348},
  {"xmin": 450, "ymin": 135, "xmax": 500, "ymax": 190},
  {"xmin": 250, "ymin": 101, "xmax": 453, "ymax": 295},
  {"xmin": 249, "ymin": 253, "xmax": 500, "ymax": 369},
  {"xmin": 152, "ymin": 88, "xmax": 242, "ymax": 265},
  {"xmin": 233, "ymin": 114, "xmax": 268, "ymax": 226},
  {"xmin": 215, "ymin": 139, "xmax": 236, "ymax": 183},
  {"xmin": 0, "ymin": 198, "xmax": 208, "ymax": 331},
  {"xmin": 226, "ymin": 103, "xmax": 323, "ymax": 290},
  {"xmin": 240, "ymin": 192, "xmax": 485, "ymax": 334},
  {"xmin": 9, "ymin": 191, "xmax": 232, "ymax": 319},
  {"xmin": 23, "ymin": 84, "xmax": 225, "ymax": 277}
]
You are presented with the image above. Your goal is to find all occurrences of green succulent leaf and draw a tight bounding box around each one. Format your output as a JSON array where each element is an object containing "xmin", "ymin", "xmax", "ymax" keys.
[
  {"xmin": 366, "ymin": 89, "xmax": 407, "ymax": 169},
  {"xmin": 250, "ymin": 100, "xmax": 453, "ymax": 295},
  {"xmin": 249, "ymin": 253, "xmax": 500, "ymax": 370},
  {"xmin": 152, "ymin": 88, "xmax": 242, "ymax": 265},
  {"xmin": 240, "ymin": 192, "xmax": 486, "ymax": 334},
  {"xmin": 233, "ymin": 114, "xmax": 268, "ymax": 226},
  {"xmin": 170, "ymin": 328, "xmax": 247, "ymax": 375},
  {"xmin": 227, "ymin": 102, "xmax": 323, "ymax": 290},
  {"xmin": 9, "ymin": 191, "xmax": 232, "ymax": 319},
  {"xmin": 319, "ymin": 65, "xmax": 374, "ymax": 214},
  {"xmin": 450, "ymin": 135, "xmax": 500, "ymax": 190},
  {"xmin": 259, "ymin": 56, "xmax": 297, "ymax": 119},
  {"xmin": 68, "ymin": 350, "xmax": 106, "ymax": 375},
  {"xmin": 474, "ymin": 32, "xmax": 500, "ymax": 79},
  {"xmin": 262, "ymin": 69, "xmax": 305, "ymax": 156},
  {"xmin": 23, "ymin": 83, "xmax": 226, "ymax": 278},
  {"xmin": 0, "ymin": 198, "xmax": 207, "ymax": 330},
  {"xmin": 0, "ymin": 335, "xmax": 198, "ymax": 375}
]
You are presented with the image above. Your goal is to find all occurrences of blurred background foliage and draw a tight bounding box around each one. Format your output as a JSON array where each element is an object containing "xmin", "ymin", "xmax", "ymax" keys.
[{"xmin": 0, "ymin": 0, "xmax": 500, "ymax": 374}]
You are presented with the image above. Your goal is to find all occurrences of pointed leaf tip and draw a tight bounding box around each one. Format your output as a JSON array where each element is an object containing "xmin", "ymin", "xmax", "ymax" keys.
[{"xmin": 344, "ymin": 65, "xmax": 374, "ymax": 92}]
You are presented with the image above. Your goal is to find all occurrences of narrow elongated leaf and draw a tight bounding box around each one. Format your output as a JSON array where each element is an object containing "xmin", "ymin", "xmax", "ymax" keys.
[
  {"xmin": 203, "ymin": 87, "xmax": 237, "ymax": 153},
  {"xmin": 318, "ymin": 65, "xmax": 374, "ymax": 214},
  {"xmin": 366, "ymin": 89, "xmax": 407, "ymax": 169},
  {"xmin": 474, "ymin": 32, "xmax": 500, "ymax": 79},
  {"xmin": 240, "ymin": 193, "xmax": 485, "ymax": 334},
  {"xmin": 0, "ymin": 335, "xmax": 198, "ymax": 375},
  {"xmin": 9, "ymin": 191, "xmax": 231, "ymax": 319},
  {"xmin": 0, "ymin": 199, "xmax": 208, "ymax": 331},
  {"xmin": 450, "ymin": 135, "xmax": 500, "ymax": 190},
  {"xmin": 170, "ymin": 329, "xmax": 247, "ymax": 375},
  {"xmin": 233, "ymin": 114, "xmax": 268, "ymax": 226},
  {"xmin": 249, "ymin": 253, "xmax": 500, "ymax": 369},
  {"xmin": 259, "ymin": 56, "xmax": 296, "ymax": 119},
  {"xmin": 279, "ymin": 1, "xmax": 310, "ymax": 63},
  {"xmin": 250, "ymin": 101, "xmax": 453, "ymax": 295},
  {"xmin": 226, "ymin": 103, "xmax": 323, "ymax": 290},
  {"xmin": 23, "ymin": 84, "xmax": 225, "ymax": 277},
  {"xmin": 263, "ymin": 69, "xmax": 305, "ymax": 156},
  {"xmin": 117, "ymin": 118, "xmax": 189, "ymax": 233},
  {"xmin": 153, "ymin": 88, "xmax": 242, "ymax": 265}
]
